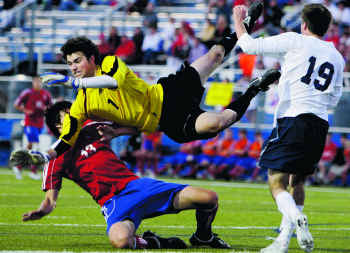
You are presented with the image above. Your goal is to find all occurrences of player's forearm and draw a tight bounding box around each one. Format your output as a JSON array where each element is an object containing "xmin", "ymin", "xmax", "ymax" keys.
[
  {"xmin": 23, "ymin": 190, "xmax": 58, "ymax": 221},
  {"xmin": 78, "ymin": 75, "xmax": 117, "ymax": 89},
  {"xmin": 39, "ymin": 190, "xmax": 58, "ymax": 214},
  {"xmin": 234, "ymin": 19, "xmax": 248, "ymax": 40}
]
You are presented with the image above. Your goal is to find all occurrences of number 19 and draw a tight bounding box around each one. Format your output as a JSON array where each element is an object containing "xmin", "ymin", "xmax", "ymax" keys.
[{"xmin": 301, "ymin": 56, "xmax": 334, "ymax": 92}]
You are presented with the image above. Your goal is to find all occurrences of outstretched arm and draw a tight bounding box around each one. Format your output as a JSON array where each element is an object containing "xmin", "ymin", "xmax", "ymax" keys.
[
  {"xmin": 23, "ymin": 189, "xmax": 59, "ymax": 221},
  {"xmin": 41, "ymin": 73, "xmax": 117, "ymax": 89}
]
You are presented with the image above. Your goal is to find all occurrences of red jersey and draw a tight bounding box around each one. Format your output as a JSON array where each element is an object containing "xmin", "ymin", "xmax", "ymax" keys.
[
  {"xmin": 14, "ymin": 88, "xmax": 52, "ymax": 128},
  {"xmin": 248, "ymin": 141, "xmax": 262, "ymax": 159},
  {"xmin": 42, "ymin": 121, "xmax": 139, "ymax": 206},
  {"xmin": 320, "ymin": 141, "xmax": 337, "ymax": 162},
  {"xmin": 217, "ymin": 139, "xmax": 234, "ymax": 157},
  {"xmin": 202, "ymin": 137, "xmax": 219, "ymax": 156},
  {"xmin": 232, "ymin": 137, "xmax": 249, "ymax": 156}
]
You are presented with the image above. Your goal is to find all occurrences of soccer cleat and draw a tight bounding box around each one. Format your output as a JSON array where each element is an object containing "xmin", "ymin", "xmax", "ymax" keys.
[
  {"xmin": 260, "ymin": 240, "xmax": 289, "ymax": 253},
  {"xmin": 143, "ymin": 236, "xmax": 161, "ymax": 249},
  {"xmin": 220, "ymin": 1, "xmax": 264, "ymax": 57},
  {"xmin": 243, "ymin": 0, "xmax": 264, "ymax": 32},
  {"xmin": 189, "ymin": 233, "xmax": 231, "ymax": 249},
  {"xmin": 295, "ymin": 214, "xmax": 314, "ymax": 252},
  {"xmin": 142, "ymin": 230, "xmax": 187, "ymax": 249},
  {"xmin": 247, "ymin": 69, "xmax": 281, "ymax": 96}
]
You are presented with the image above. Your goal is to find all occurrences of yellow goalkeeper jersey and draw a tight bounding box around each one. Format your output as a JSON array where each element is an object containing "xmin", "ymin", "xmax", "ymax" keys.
[{"xmin": 60, "ymin": 56, "xmax": 163, "ymax": 147}]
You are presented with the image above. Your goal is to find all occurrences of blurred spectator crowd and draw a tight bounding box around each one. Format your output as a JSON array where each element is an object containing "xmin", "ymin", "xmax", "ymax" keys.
[
  {"xmin": 118, "ymin": 129, "xmax": 350, "ymax": 187},
  {"xmin": 1, "ymin": 0, "xmax": 350, "ymax": 75},
  {"xmin": 34, "ymin": 0, "xmax": 350, "ymax": 79}
]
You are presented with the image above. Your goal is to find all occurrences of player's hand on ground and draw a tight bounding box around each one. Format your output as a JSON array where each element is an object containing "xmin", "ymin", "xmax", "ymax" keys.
[
  {"xmin": 10, "ymin": 149, "xmax": 49, "ymax": 168},
  {"xmin": 40, "ymin": 72, "xmax": 81, "ymax": 89},
  {"xmin": 23, "ymin": 210, "xmax": 46, "ymax": 221}
]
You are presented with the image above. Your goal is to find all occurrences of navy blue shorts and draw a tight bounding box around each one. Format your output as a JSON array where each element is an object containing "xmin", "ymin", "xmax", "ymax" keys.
[
  {"xmin": 101, "ymin": 178, "xmax": 188, "ymax": 233},
  {"xmin": 259, "ymin": 113, "xmax": 329, "ymax": 175},
  {"xmin": 158, "ymin": 62, "xmax": 217, "ymax": 143}
]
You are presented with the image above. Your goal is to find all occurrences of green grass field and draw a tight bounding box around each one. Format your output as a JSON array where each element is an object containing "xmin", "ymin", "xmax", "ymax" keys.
[{"xmin": 0, "ymin": 168, "xmax": 350, "ymax": 253}]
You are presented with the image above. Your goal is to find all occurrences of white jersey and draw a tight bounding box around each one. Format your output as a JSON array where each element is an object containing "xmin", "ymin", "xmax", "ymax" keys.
[{"xmin": 237, "ymin": 32, "xmax": 345, "ymax": 125}]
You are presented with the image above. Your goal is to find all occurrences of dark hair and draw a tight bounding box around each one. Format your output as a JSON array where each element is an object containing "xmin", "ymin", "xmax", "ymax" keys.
[
  {"xmin": 301, "ymin": 4, "xmax": 332, "ymax": 37},
  {"xmin": 61, "ymin": 36, "xmax": 100, "ymax": 65},
  {"xmin": 45, "ymin": 101, "xmax": 72, "ymax": 138}
]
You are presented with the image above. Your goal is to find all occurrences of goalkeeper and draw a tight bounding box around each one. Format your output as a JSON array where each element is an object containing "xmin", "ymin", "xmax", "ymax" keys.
[{"xmin": 39, "ymin": 2, "xmax": 279, "ymax": 161}]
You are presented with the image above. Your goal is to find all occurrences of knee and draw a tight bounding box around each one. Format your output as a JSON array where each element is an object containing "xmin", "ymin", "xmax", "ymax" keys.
[
  {"xmin": 207, "ymin": 116, "xmax": 232, "ymax": 133},
  {"xmin": 109, "ymin": 231, "xmax": 132, "ymax": 249},
  {"xmin": 202, "ymin": 117, "xmax": 225, "ymax": 133},
  {"xmin": 200, "ymin": 189, "xmax": 218, "ymax": 207},
  {"xmin": 207, "ymin": 190, "xmax": 219, "ymax": 206}
]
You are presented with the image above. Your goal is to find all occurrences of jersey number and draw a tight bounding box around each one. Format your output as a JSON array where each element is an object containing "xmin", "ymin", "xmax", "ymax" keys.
[
  {"xmin": 301, "ymin": 56, "xmax": 334, "ymax": 92},
  {"xmin": 107, "ymin": 98, "xmax": 119, "ymax": 110}
]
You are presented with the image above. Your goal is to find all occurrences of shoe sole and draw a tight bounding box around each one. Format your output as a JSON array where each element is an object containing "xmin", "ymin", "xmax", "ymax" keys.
[
  {"xmin": 248, "ymin": 1, "xmax": 264, "ymax": 22},
  {"xmin": 260, "ymin": 69, "xmax": 281, "ymax": 90},
  {"xmin": 296, "ymin": 215, "xmax": 314, "ymax": 252}
]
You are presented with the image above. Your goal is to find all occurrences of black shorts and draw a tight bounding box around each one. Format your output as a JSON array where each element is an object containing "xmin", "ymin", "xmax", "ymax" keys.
[
  {"xmin": 259, "ymin": 113, "xmax": 329, "ymax": 175},
  {"xmin": 158, "ymin": 62, "xmax": 217, "ymax": 143}
]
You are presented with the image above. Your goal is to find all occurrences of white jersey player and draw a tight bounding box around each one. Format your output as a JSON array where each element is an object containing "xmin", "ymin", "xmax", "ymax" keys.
[
  {"xmin": 237, "ymin": 32, "xmax": 344, "ymax": 125},
  {"xmin": 234, "ymin": 3, "xmax": 344, "ymax": 253}
]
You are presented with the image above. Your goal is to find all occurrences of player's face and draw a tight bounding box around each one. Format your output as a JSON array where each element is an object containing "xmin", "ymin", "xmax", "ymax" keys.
[
  {"xmin": 32, "ymin": 77, "xmax": 42, "ymax": 90},
  {"xmin": 56, "ymin": 109, "xmax": 69, "ymax": 135},
  {"xmin": 66, "ymin": 52, "xmax": 96, "ymax": 78}
]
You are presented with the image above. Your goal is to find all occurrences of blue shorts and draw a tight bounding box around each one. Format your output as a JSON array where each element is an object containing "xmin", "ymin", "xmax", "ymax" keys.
[
  {"xmin": 24, "ymin": 126, "xmax": 43, "ymax": 143},
  {"xmin": 101, "ymin": 178, "xmax": 188, "ymax": 233},
  {"xmin": 259, "ymin": 113, "xmax": 329, "ymax": 175},
  {"xmin": 143, "ymin": 139, "xmax": 154, "ymax": 151}
]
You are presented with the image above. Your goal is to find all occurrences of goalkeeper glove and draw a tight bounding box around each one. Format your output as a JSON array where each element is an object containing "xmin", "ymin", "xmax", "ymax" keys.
[
  {"xmin": 10, "ymin": 150, "xmax": 50, "ymax": 168},
  {"xmin": 40, "ymin": 72, "xmax": 82, "ymax": 90}
]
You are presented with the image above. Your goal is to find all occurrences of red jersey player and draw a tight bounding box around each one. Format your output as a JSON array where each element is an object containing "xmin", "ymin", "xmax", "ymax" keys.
[{"xmin": 13, "ymin": 76, "xmax": 52, "ymax": 180}]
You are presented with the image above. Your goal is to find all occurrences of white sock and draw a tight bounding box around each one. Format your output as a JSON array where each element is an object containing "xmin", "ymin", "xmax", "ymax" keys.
[
  {"xmin": 297, "ymin": 205, "xmax": 304, "ymax": 212},
  {"xmin": 277, "ymin": 215, "xmax": 294, "ymax": 244},
  {"xmin": 279, "ymin": 205, "xmax": 304, "ymax": 230},
  {"xmin": 275, "ymin": 192, "xmax": 302, "ymax": 244},
  {"xmin": 275, "ymin": 191, "xmax": 301, "ymax": 225}
]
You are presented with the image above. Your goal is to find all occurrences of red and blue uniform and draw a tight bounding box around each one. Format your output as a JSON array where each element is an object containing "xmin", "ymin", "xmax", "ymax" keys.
[
  {"xmin": 14, "ymin": 88, "xmax": 52, "ymax": 142},
  {"xmin": 42, "ymin": 120, "xmax": 187, "ymax": 233}
]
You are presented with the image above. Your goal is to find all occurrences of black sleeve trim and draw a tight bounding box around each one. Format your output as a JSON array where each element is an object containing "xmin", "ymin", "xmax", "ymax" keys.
[
  {"xmin": 54, "ymin": 140, "xmax": 71, "ymax": 157},
  {"xmin": 102, "ymin": 56, "xmax": 119, "ymax": 77},
  {"xmin": 62, "ymin": 116, "xmax": 78, "ymax": 142}
]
